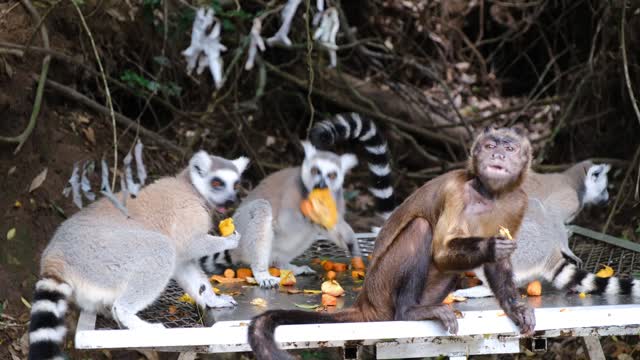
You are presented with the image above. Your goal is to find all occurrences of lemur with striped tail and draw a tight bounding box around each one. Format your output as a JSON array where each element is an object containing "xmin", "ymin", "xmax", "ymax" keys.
[
  {"xmin": 28, "ymin": 151, "xmax": 248, "ymax": 360},
  {"xmin": 200, "ymin": 113, "xmax": 394, "ymax": 288},
  {"xmin": 454, "ymin": 161, "xmax": 640, "ymax": 298}
]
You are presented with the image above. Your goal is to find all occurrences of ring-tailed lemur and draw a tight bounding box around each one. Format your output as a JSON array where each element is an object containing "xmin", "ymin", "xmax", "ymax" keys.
[
  {"xmin": 200, "ymin": 114, "xmax": 394, "ymax": 288},
  {"xmin": 453, "ymin": 161, "xmax": 640, "ymax": 298},
  {"xmin": 28, "ymin": 151, "xmax": 248, "ymax": 360}
]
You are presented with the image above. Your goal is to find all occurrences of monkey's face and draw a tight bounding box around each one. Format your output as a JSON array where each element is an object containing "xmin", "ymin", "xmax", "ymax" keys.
[
  {"xmin": 300, "ymin": 141, "xmax": 358, "ymax": 193},
  {"xmin": 472, "ymin": 128, "xmax": 530, "ymax": 193},
  {"xmin": 189, "ymin": 151, "xmax": 249, "ymax": 213},
  {"xmin": 583, "ymin": 164, "xmax": 610, "ymax": 206}
]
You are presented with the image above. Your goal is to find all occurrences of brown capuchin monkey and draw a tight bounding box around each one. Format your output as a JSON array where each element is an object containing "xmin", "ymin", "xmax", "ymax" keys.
[{"xmin": 248, "ymin": 127, "xmax": 536, "ymax": 360}]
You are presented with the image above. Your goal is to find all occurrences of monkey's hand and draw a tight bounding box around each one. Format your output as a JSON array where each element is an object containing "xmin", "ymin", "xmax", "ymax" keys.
[
  {"xmin": 404, "ymin": 305, "xmax": 459, "ymax": 335},
  {"xmin": 488, "ymin": 236, "xmax": 517, "ymax": 262},
  {"xmin": 504, "ymin": 301, "xmax": 535, "ymax": 336}
]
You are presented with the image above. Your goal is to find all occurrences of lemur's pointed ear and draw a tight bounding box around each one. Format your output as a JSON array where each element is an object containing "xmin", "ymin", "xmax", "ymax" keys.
[
  {"xmin": 341, "ymin": 153, "xmax": 358, "ymax": 173},
  {"xmin": 301, "ymin": 140, "xmax": 317, "ymax": 159},
  {"xmin": 189, "ymin": 151, "xmax": 211, "ymax": 177},
  {"xmin": 232, "ymin": 156, "xmax": 250, "ymax": 174}
]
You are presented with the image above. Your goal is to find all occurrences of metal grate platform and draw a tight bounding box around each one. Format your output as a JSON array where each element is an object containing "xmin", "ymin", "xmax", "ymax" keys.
[{"xmin": 94, "ymin": 232, "xmax": 640, "ymax": 330}]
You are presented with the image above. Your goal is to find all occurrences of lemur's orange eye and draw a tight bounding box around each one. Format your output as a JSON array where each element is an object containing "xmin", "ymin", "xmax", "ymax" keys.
[
  {"xmin": 328, "ymin": 172, "xmax": 337, "ymax": 180},
  {"xmin": 311, "ymin": 167, "xmax": 320, "ymax": 176},
  {"xmin": 211, "ymin": 180, "xmax": 222, "ymax": 188}
]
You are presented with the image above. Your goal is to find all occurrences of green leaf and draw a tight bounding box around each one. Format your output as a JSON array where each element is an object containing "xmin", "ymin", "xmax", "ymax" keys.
[
  {"xmin": 293, "ymin": 303, "xmax": 320, "ymax": 309},
  {"xmin": 153, "ymin": 55, "xmax": 170, "ymax": 67},
  {"xmin": 222, "ymin": 18, "xmax": 235, "ymax": 31},
  {"xmin": 6, "ymin": 228, "xmax": 16, "ymax": 240}
]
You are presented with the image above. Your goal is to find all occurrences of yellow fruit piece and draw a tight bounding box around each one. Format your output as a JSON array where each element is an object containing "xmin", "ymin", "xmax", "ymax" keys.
[
  {"xmin": 596, "ymin": 265, "xmax": 614, "ymax": 278},
  {"xmin": 218, "ymin": 218, "xmax": 235, "ymax": 236},
  {"xmin": 498, "ymin": 225, "xmax": 513, "ymax": 240},
  {"xmin": 280, "ymin": 269, "xmax": 297, "ymax": 286},
  {"xmin": 178, "ymin": 293, "xmax": 195, "ymax": 304},
  {"xmin": 300, "ymin": 188, "xmax": 338, "ymax": 229},
  {"xmin": 321, "ymin": 280, "xmax": 345, "ymax": 297},
  {"xmin": 579, "ymin": 292, "xmax": 587, "ymax": 299},
  {"xmin": 251, "ymin": 298, "xmax": 268, "ymax": 307}
]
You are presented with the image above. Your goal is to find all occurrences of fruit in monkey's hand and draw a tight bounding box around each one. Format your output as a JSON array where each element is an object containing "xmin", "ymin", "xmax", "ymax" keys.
[
  {"xmin": 498, "ymin": 225, "xmax": 513, "ymax": 240},
  {"xmin": 219, "ymin": 218, "xmax": 235, "ymax": 236},
  {"xmin": 300, "ymin": 188, "xmax": 338, "ymax": 229}
]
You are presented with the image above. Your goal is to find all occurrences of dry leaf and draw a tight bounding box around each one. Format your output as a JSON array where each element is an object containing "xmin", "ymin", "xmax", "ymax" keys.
[
  {"xmin": 28, "ymin": 168, "xmax": 47, "ymax": 193},
  {"xmin": 82, "ymin": 127, "xmax": 96, "ymax": 145},
  {"xmin": 7, "ymin": 228, "xmax": 16, "ymax": 240},
  {"xmin": 20, "ymin": 297, "xmax": 31, "ymax": 309}
]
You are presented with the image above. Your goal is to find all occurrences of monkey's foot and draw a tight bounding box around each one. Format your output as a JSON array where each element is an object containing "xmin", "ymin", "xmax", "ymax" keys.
[
  {"xmin": 287, "ymin": 264, "xmax": 316, "ymax": 276},
  {"xmin": 505, "ymin": 303, "xmax": 535, "ymax": 336},
  {"xmin": 453, "ymin": 286, "xmax": 494, "ymax": 298},
  {"xmin": 254, "ymin": 271, "xmax": 280, "ymax": 288},
  {"xmin": 205, "ymin": 294, "xmax": 237, "ymax": 308}
]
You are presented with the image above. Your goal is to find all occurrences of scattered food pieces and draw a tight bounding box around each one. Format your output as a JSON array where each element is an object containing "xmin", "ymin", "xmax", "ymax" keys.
[
  {"xmin": 579, "ymin": 292, "xmax": 587, "ymax": 299},
  {"xmin": 269, "ymin": 267, "xmax": 281, "ymax": 277},
  {"xmin": 294, "ymin": 303, "xmax": 320, "ymax": 309},
  {"xmin": 332, "ymin": 262, "xmax": 347, "ymax": 272},
  {"xmin": 526, "ymin": 280, "xmax": 542, "ymax": 296},
  {"xmin": 351, "ymin": 256, "xmax": 366, "ymax": 270},
  {"xmin": 245, "ymin": 277, "xmax": 258, "ymax": 285},
  {"xmin": 498, "ymin": 225, "xmax": 513, "ymax": 240},
  {"xmin": 464, "ymin": 271, "xmax": 476, "ymax": 277},
  {"xmin": 210, "ymin": 275, "xmax": 244, "ymax": 284},
  {"xmin": 351, "ymin": 270, "xmax": 365, "ymax": 280},
  {"xmin": 287, "ymin": 289, "xmax": 303, "ymax": 294},
  {"xmin": 322, "ymin": 260, "xmax": 334, "ymax": 271},
  {"xmin": 596, "ymin": 265, "xmax": 614, "ymax": 278},
  {"xmin": 251, "ymin": 298, "xmax": 268, "ymax": 307},
  {"xmin": 218, "ymin": 218, "xmax": 235, "ymax": 236},
  {"xmin": 321, "ymin": 294, "xmax": 338, "ymax": 306},
  {"xmin": 326, "ymin": 270, "xmax": 336, "ymax": 280},
  {"xmin": 497, "ymin": 311, "xmax": 506, "ymax": 317},
  {"xmin": 178, "ymin": 293, "xmax": 195, "ymax": 304},
  {"xmin": 168, "ymin": 305, "xmax": 177, "ymax": 314},
  {"xmin": 303, "ymin": 289, "xmax": 322, "ymax": 294},
  {"xmin": 321, "ymin": 280, "xmax": 344, "ymax": 297},
  {"xmin": 280, "ymin": 269, "xmax": 297, "ymax": 286},
  {"xmin": 442, "ymin": 293, "xmax": 467, "ymax": 304},
  {"xmin": 236, "ymin": 268, "xmax": 253, "ymax": 279},
  {"xmin": 559, "ymin": 308, "xmax": 569, "ymax": 312},
  {"xmin": 224, "ymin": 268, "xmax": 235, "ymax": 278},
  {"xmin": 311, "ymin": 258, "xmax": 322, "ymax": 264}
]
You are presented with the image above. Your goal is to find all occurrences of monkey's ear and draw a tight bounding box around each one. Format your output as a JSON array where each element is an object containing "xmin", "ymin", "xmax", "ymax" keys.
[
  {"xmin": 340, "ymin": 153, "xmax": 358, "ymax": 173},
  {"xmin": 301, "ymin": 140, "xmax": 317, "ymax": 159},
  {"xmin": 510, "ymin": 125, "xmax": 528, "ymax": 137},
  {"xmin": 189, "ymin": 150, "xmax": 211, "ymax": 177},
  {"xmin": 232, "ymin": 156, "xmax": 250, "ymax": 174}
]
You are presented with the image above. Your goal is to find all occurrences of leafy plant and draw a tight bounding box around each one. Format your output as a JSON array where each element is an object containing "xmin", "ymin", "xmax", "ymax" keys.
[{"xmin": 120, "ymin": 70, "xmax": 182, "ymax": 98}]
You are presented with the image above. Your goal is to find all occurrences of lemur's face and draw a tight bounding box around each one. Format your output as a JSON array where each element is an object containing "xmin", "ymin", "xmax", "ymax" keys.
[
  {"xmin": 583, "ymin": 164, "xmax": 611, "ymax": 206},
  {"xmin": 189, "ymin": 151, "xmax": 249, "ymax": 213},
  {"xmin": 300, "ymin": 141, "xmax": 357, "ymax": 193}
]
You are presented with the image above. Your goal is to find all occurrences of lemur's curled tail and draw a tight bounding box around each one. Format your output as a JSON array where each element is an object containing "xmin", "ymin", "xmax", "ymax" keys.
[
  {"xmin": 249, "ymin": 308, "xmax": 363, "ymax": 360},
  {"xmin": 28, "ymin": 278, "xmax": 72, "ymax": 360},
  {"xmin": 199, "ymin": 249, "xmax": 233, "ymax": 274},
  {"xmin": 547, "ymin": 260, "xmax": 640, "ymax": 296},
  {"xmin": 310, "ymin": 113, "xmax": 394, "ymax": 219}
]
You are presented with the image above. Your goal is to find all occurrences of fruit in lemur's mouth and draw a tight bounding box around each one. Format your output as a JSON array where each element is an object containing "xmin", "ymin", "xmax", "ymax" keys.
[
  {"xmin": 300, "ymin": 188, "xmax": 338, "ymax": 229},
  {"xmin": 219, "ymin": 218, "xmax": 235, "ymax": 236}
]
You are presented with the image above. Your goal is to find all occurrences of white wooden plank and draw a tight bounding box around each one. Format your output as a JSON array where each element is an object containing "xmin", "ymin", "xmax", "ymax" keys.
[{"xmin": 376, "ymin": 337, "xmax": 520, "ymax": 359}]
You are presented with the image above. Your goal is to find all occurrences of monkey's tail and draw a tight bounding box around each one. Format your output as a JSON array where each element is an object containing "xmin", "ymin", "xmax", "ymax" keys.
[
  {"xmin": 310, "ymin": 113, "xmax": 394, "ymax": 219},
  {"xmin": 28, "ymin": 277, "xmax": 73, "ymax": 360},
  {"xmin": 199, "ymin": 249, "xmax": 233, "ymax": 274},
  {"xmin": 248, "ymin": 308, "xmax": 363, "ymax": 360},
  {"xmin": 546, "ymin": 260, "xmax": 640, "ymax": 296}
]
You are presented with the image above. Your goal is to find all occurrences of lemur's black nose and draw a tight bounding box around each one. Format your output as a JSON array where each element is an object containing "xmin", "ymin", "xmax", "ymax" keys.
[
  {"xmin": 314, "ymin": 179, "xmax": 327, "ymax": 189},
  {"xmin": 224, "ymin": 199, "xmax": 235, "ymax": 208}
]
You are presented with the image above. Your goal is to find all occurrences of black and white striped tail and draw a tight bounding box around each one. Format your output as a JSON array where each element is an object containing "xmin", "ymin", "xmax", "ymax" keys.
[
  {"xmin": 200, "ymin": 250, "xmax": 233, "ymax": 274},
  {"xmin": 547, "ymin": 260, "xmax": 640, "ymax": 296},
  {"xmin": 310, "ymin": 113, "xmax": 394, "ymax": 219},
  {"xmin": 28, "ymin": 278, "xmax": 72, "ymax": 360}
]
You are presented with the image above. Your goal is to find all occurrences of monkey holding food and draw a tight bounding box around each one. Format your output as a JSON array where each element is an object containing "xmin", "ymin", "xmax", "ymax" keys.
[{"xmin": 248, "ymin": 127, "xmax": 535, "ymax": 360}]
